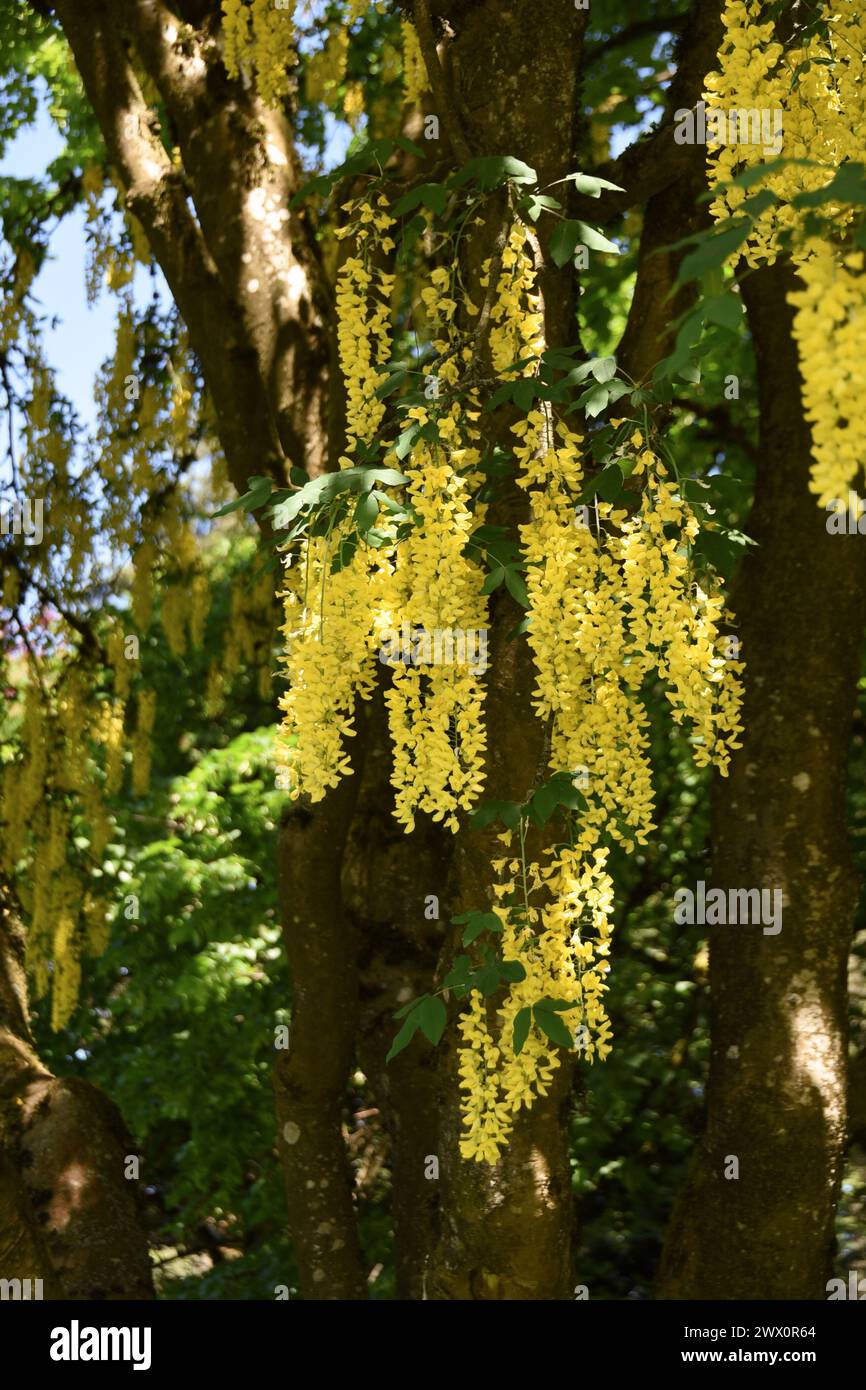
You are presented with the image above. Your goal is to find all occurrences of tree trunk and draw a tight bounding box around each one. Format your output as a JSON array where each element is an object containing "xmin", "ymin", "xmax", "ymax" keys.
[
  {"xmin": 273, "ymin": 776, "xmax": 369, "ymax": 1300},
  {"xmin": 413, "ymin": 0, "xmax": 587, "ymax": 1299},
  {"xmin": 0, "ymin": 891, "xmax": 153, "ymax": 1299},
  {"xmin": 657, "ymin": 261, "xmax": 866, "ymax": 1299},
  {"xmin": 346, "ymin": 685, "xmax": 451, "ymax": 1299}
]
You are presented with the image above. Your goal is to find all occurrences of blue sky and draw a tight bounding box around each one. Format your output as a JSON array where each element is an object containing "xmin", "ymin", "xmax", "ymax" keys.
[{"xmin": 0, "ymin": 102, "xmax": 157, "ymax": 429}]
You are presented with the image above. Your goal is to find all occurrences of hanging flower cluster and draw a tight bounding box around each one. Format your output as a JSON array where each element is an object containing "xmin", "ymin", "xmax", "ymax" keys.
[
  {"xmin": 334, "ymin": 196, "xmax": 396, "ymax": 450},
  {"xmin": 706, "ymin": 0, "xmax": 866, "ymax": 503},
  {"xmin": 221, "ymin": 0, "xmax": 297, "ymax": 106},
  {"xmin": 0, "ymin": 665, "xmax": 122, "ymax": 1030},
  {"xmin": 454, "ymin": 408, "xmax": 743, "ymax": 1161},
  {"xmin": 276, "ymin": 199, "xmax": 490, "ymax": 822},
  {"xmin": 275, "ymin": 194, "xmax": 395, "ymax": 796},
  {"xmin": 706, "ymin": 0, "xmax": 866, "ymax": 262},
  {"xmin": 459, "ymin": 853, "xmax": 615, "ymax": 1164},
  {"xmin": 788, "ymin": 243, "xmax": 866, "ymax": 508},
  {"xmin": 384, "ymin": 423, "xmax": 489, "ymax": 834},
  {"xmin": 0, "ymin": 211, "xmax": 242, "ymax": 1030},
  {"xmin": 486, "ymin": 223, "xmax": 546, "ymax": 377},
  {"xmin": 305, "ymin": 27, "xmax": 349, "ymax": 107},
  {"xmin": 276, "ymin": 538, "xmax": 387, "ymax": 801},
  {"xmin": 400, "ymin": 19, "xmax": 428, "ymax": 110}
]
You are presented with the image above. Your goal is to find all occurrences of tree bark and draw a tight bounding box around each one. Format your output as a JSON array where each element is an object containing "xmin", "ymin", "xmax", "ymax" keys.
[
  {"xmin": 657, "ymin": 261, "xmax": 866, "ymax": 1299},
  {"xmin": 0, "ymin": 890, "xmax": 154, "ymax": 1299},
  {"xmin": 273, "ymin": 775, "xmax": 369, "ymax": 1300},
  {"xmin": 345, "ymin": 685, "xmax": 451, "ymax": 1300}
]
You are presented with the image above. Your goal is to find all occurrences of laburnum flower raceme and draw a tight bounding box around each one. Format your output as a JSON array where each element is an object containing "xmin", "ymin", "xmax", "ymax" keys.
[
  {"xmin": 274, "ymin": 181, "xmax": 744, "ymax": 1162},
  {"xmin": 0, "ymin": 146, "xmax": 269, "ymax": 1031},
  {"xmin": 705, "ymin": 0, "xmax": 866, "ymax": 507}
]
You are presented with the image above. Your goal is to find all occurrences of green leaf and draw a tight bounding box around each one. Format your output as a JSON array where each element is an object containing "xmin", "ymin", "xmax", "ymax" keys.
[
  {"xmin": 485, "ymin": 381, "xmax": 517, "ymax": 411},
  {"xmin": 597, "ymin": 462, "xmax": 624, "ymax": 503},
  {"xmin": 499, "ymin": 958, "xmax": 526, "ymax": 984},
  {"xmin": 676, "ymin": 221, "xmax": 751, "ymax": 285},
  {"xmin": 527, "ymin": 771, "xmax": 588, "ymax": 826},
  {"xmin": 417, "ymin": 995, "xmax": 447, "ymax": 1045},
  {"xmin": 522, "ymin": 193, "xmax": 562, "ymax": 222},
  {"xmin": 392, "ymin": 182, "xmax": 449, "ymax": 217},
  {"xmin": 374, "ymin": 368, "xmax": 411, "ymax": 399},
  {"xmin": 395, "ymin": 423, "xmax": 421, "ymax": 459},
  {"xmin": 212, "ymin": 475, "xmax": 273, "ymax": 518},
  {"xmin": 476, "ymin": 964, "xmax": 501, "ymax": 997},
  {"xmin": 387, "ymin": 991, "xmax": 447, "ymax": 1060},
  {"xmin": 565, "ymin": 361, "xmax": 597, "ymax": 386},
  {"xmin": 575, "ymin": 221, "xmax": 621, "ymax": 255},
  {"xmin": 498, "ymin": 801, "xmax": 522, "ymax": 831},
  {"xmin": 386, "ymin": 1006, "xmax": 424, "ymax": 1062},
  {"xmin": 458, "ymin": 911, "xmax": 504, "ymax": 946},
  {"xmin": 550, "ymin": 218, "xmax": 582, "ymax": 268},
  {"xmin": 567, "ymin": 172, "xmax": 625, "ymax": 198},
  {"xmin": 469, "ymin": 802, "xmax": 501, "ymax": 829},
  {"xmin": 504, "ymin": 567, "xmax": 530, "ymax": 608},
  {"xmin": 606, "ymin": 380, "xmax": 631, "ymax": 404},
  {"xmin": 354, "ymin": 491, "xmax": 379, "ymax": 532},
  {"xmin": 395, "ymin": 135, "xmax": 426, "ymax": 158},
  {"xmin": 579, "ymin": 383, "xmax": 610, "ymax": 418},
  {"xmin": 365, "ymin": 527, "xmax": 393, "ymax": 548},
  {"xmin": 450, "ymin": 155, "xmax": 537, "ymax": 191},
  {"xmin": 513, "ymin": 1006, "xmax": 532, "ymax": 1055},
  {"xmin": 469, "ymin": 799, "xmax": 521, "ymax": 831},
  {"xmin": 393, "ymin": 994, "xmax": 427, "ymax": 1021},
  {"xmin": 528, "ymin": 781, "xmax": 559, "ymax": 827},
  {"xmin": 542, "ymin": 346, "xmax": 582, "ymax": 370},
  {"xmin": 692, "ymin": 526, "xmax": 755, "ymax": 580},
  {"xmin": 590, "ymin": 355, "xmax": 617, "ymax": 383},
  {"xmin": 482, "ymin": 566, "xmax": 506, "ymax": 594},
  {"xmin": 512, "ymin": 377, "xmax": 538, "ymax": 412},
  {"xmin": 401, "ymin": 214, "xmax": 427, "ymax": 253},
  {"xmin": 791, "ymin": 161, "xmax": 866, "ymax": 209},
  {"xmin": 443, "ymin": 955, "xmax": 471, "ymax": 990},
  {"xmin": 290, "ymin": 137, "xmax": 409, "ymax": 208},
  {"xmin": 703, "ymin": 293, "xmax": 744, "ymax": 332},
  {"xmin": 740, "ymin": 187, "xmax": 778, "ymax": 220},
  {"xmin": 331, "ymin": 535, "xmax": 359, "ymax": 573},
  {"xmin": 533, "ymin": 1005, "xmax": 575, "ymax": 1050},
  {"xmin": 272, "ymin": 466, "xmax": 408, "ymax": 530},
  {"xmin": 726, "ymin": 157, "xmax": 790, "ymax": 191}
]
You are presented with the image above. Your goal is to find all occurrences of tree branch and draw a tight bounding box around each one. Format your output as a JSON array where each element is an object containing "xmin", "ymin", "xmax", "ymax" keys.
[
  {"xmin": 580, "ymin": 0, "xmax": 727, "ymax": 226},
  {"xmin": 584, "ymin": 13, "xmax": 689, "ymax": 63},
  {"xmin": 123, "ymin": 0, "xmax": 332, "ymax": 478},
  {"xmin": 53, "ymin": 0, "xmax": 289, "ymax": 495},
  {"xmin": 413, "ymin": 0, "xmax": 473, "ymax": 164}
]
